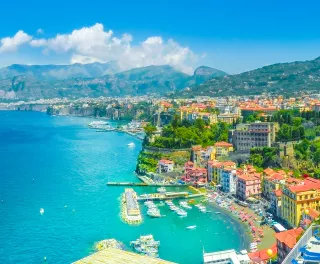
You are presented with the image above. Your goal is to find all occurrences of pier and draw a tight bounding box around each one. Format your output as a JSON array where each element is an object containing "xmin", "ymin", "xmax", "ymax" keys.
[
  {"xmin": 121, "ymin": 188, "xmax": 142, "ymax": 224},
  {"xmin": 137, "ymin": 191, "xmax": 205, "ymax": 201},
  {"xmin": 107, "ymin": 182, "xmax": 188, "ymax": 187}
]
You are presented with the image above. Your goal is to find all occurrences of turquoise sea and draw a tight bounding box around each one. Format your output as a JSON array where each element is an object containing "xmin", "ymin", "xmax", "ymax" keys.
[{"xmin": 0, "ymin": 111, "xmax": 247, "ymax": 264}]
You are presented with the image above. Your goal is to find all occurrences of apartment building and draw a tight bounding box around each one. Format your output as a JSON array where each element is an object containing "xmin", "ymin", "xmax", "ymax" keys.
[
  {"xmin": 281, "ymin": 177, "xmax": 320, "ymax": 227},
  {"xmin": 232, "ymin": 121, "xmax": 279, "ymax": 152}
]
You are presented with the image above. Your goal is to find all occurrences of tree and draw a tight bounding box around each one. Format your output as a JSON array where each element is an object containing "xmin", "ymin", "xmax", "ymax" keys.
[
  {"xmin": 249, "ymin": 154, "xmax": 264, "ymax": 168},
  {"xmin": 144, "ymin": 124, "xmax": 156, "ymax": 137}
]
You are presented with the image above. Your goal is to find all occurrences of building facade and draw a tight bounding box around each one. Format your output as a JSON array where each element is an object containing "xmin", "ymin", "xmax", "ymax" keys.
[
  {"xmin": 281, "ymin": 177, "xmax": 320, "ymax": 227},
  {"xmin": 232, "ymin": 122, "xmax": 279, "ymax": 153}
]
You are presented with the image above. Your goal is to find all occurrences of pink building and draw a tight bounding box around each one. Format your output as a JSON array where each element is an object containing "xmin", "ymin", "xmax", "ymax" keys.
[
  {"xmin": 183, "ymin": 167, "xmax": 207, "ymax": 185},
  {"xmin": 184, "ymin": 161, "xmax": 194, "ymax": 173},
  {"xmin": 236, "ymin": 172, "xmax": 261, "ymax": 201}
]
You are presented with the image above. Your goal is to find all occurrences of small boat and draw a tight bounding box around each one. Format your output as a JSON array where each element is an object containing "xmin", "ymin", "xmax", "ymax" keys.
[
  {"xmin": 215, "ymin": 212, "xmax": 221, "ymax": 214},
  {"xmin": 169, "ymin": 205, "xmax": 178, "ymax": 211},
  {"xmin": 179, "ymin": 201, "xmax": 192, "ymax": 209},
  {"xmin": 127, "ymin": 142, "xmax": 135, "ymax": 147},
  {"xmin": 186, "ymin": 225, "xmax": 197, "ymax": 230},
  {"xmin": 176, "ymin": 209, "xmax": 187, "ymax": 217},
  {"xmin": 147, "ymin": 209, "xmax": 161, "ymax": 218},
  {"xmin": 157, "ymin": 187, "xmax": 166, "ymax": 193},
  {"xmin": 40, "ymin": 208, "xmax": 44, "ymax": 215}
]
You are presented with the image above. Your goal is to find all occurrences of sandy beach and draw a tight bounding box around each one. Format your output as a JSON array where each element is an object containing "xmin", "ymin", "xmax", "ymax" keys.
[{"xmin": 205, "ymin": 192, "xmax": 276, "ymax": 251}]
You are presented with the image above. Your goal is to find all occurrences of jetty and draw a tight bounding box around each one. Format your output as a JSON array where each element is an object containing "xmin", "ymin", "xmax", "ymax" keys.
[
  {"xmin": 73, "ymin": 247, "xmax": 176, "ymax": 264},
  {"xmin": 107, "ymin": 182, "xmax": 187, "ymax": 187},
  {"xmin": 121, "ymin": 188, "xmax": 142, "ymax": 225},
  {"xmin": 137, "ymin": 191, "xmax": 205, "ymax": 201}
]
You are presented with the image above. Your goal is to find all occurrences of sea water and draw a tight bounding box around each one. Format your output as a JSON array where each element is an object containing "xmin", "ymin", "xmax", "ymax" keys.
[{"xmin": 0, "ymin": 111, "xmax": 247, "ymax": 263}]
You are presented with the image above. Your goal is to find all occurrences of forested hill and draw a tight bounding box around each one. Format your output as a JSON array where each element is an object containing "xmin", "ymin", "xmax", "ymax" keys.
[
  {"xmin": 179, "ymin": 57, "xmax": 320, "ymax": 97},
  {"xmin": 0, "ymin": 64, "xmax": 227, "ymax": 100}
]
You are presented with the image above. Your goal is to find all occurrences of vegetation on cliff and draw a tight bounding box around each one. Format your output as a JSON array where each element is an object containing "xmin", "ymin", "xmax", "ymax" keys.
[{"xmin": 148, "ymin": 117, "xmax": 230, "ymax": 149}]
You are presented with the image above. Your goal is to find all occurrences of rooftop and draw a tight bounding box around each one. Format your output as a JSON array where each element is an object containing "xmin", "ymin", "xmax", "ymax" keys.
[
  {"xmin": 72, "ymin": 247, "xmax": 176, "ymax": 264},
  {"xmin": 275, "ymin": 227, "xmax": 304, "ymax": 249},
  {"xmin": 203, "ymin": 249, "xmax": 250, "ymax": 264},
  {"xmin": 288, "ymin": 177, "xmax": 320, "ymax": 193}
]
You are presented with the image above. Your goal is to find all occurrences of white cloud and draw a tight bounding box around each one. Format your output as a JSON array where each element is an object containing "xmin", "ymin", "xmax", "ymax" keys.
[
  {"xmin": 37, "ymin": 28, "xmax": 44, "ymax": 35},
  {"xmin": 30, "ymin": 38, "xmax": 47, "ymax": 47},
  {"xmin": 0, "ymin": 30, "xmax": 32, "ymax": 53},
  {"xmin": 30, "ymin": 23, "xmax": 198, "ymax": 74}
]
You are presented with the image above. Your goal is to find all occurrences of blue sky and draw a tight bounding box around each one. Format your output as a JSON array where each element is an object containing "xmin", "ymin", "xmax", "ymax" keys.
[{"xmin": 0, "ymin": 0, "xmax": 319, "ymax": 74}]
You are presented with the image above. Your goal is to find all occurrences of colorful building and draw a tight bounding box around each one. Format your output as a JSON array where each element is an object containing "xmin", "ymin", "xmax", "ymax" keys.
[
  {"xmin": 281, "ymin": 177, "xmax": 320, "ymax": 227},
  {"xmin": 271, "ymin": 189, "xmax": 282, "ymax": 218},
  {"xmin": 158, "ymin": 159, "xmax": 174, "ymax": 173},
  {"xmin": 236, "ymin": 169, "xmax": 261, "ymax": 201},
  {"xmin": 275, "ymin": 227, "xmax": 304, "ymax": 263},
  {"xmin": 221, "ymin": 168, "xmax": 237, "ymax": 194},
  {"xmin": 214, "ymin": 141, "xmax": 234, "ymax": 158}
]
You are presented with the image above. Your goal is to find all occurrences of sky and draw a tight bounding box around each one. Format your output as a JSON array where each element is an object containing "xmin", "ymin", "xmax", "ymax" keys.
[{"xmin": 0, "ymin": 0, "xmax": 319, "ymax": 74}]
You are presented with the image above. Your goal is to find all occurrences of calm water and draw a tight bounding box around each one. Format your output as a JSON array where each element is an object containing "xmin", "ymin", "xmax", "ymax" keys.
[{"xmin": 0, "ymin": 111, "xmax": 247, "ymax": 264}]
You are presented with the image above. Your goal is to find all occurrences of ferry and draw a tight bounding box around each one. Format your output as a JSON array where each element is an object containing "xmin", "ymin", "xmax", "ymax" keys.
[{"xmin": 88, "ymin": 121, "xmax": 115, "ymax": 131}]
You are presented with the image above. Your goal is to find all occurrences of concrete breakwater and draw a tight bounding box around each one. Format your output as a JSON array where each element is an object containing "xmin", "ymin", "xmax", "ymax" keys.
[{"xmin": 120, "ymin": 188, "xmax": 142, "ymax": 225}]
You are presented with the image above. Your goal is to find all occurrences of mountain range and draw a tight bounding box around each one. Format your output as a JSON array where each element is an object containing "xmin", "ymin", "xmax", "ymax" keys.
[
  {"xmin": 1, "ymin": 56, "xmax": 319, "ymax": 101},
  {"xmin": 0, "ymin": 63, "xmax": 227, "ymax": 100},
  {"xmin": 180, "ymin": 57, "xmax": 320, "ymax": 97}
]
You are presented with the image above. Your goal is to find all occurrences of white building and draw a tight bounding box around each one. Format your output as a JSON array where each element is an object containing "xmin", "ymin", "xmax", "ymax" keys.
[
  {"xmin": 203, "ymin": 249, "xmax": 250, "ymax": 264},
  {"xmin": 158, "ymin": 159, "xmax": 174, "ymax": 173},
  {"xmin": 221, "ymin": 169, "xmax": 238, "ymax": 194}
]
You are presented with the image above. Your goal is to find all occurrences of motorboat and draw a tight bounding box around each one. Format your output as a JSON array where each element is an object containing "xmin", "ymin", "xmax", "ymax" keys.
[
  {"xmin": 186, "ymin": 225, "xmax": 197, "ymax": 230},
  {"xmin": 127, "ymin": 142, "xmax": 135, "ymax": 147},
  {"xmin": 157, "ymin": 187, "xmax": 166, "ymax": 193},
  {"xmin": 147, "ymin": 208, "xmax": 161, "ymax": 218},
  {"xmin": 179, "ymin": 201, "xmax": 192, "ymax": 209},
  {"xmin": 176, "ymin": 209, "xmax": 187, "ymax": 217}
]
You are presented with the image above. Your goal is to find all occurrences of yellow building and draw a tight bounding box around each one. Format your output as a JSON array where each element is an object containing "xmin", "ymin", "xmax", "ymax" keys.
[
  {"xmin": 281, "ymin": 177, "xmax": 320, "ymax": 227},
  {"xmin": 214, "ymin": 141, "xmax": 233, "ymax": 158}
]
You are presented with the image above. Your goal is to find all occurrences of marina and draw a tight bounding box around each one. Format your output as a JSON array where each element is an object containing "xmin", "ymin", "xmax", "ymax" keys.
[{"xmin": 137, "ymin": 191, "xmax": 205, "ymax": 201}]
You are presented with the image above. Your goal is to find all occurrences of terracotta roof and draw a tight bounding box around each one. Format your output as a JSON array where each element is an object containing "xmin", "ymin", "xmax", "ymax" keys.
[
  {"xmin": 159, "ymin": 159, "xmax": 174, "ymax": 164},
  {"xmin": 214, "ymin": 141, "xmax": 233, "ymax": 148},
  {"xmin": 263, "ymin": 168, "xmax": 275, "ymax": 175},
  {"xmin": 306, "ymin": 208, "xmax": 320, "ymax": 219},
  {"xmin": 288, "ymin": 177, "xmax": 320, "ymax": 193},
  {"xmin": 274, "ymin": 189, "xmax": 282, "ymax": 197},
  {"xmin": 275, "ymin": 228, "xmax": 303, "ymax": 249},
  {"xmin": 269, "ymin": 173, "xmax": 285, "ymax": 181},
  {"xmin": 208, "ymin": 161, "xmax": 222, "ymax": 168},
  {"xmin": 286, "ymin": 177, "xmax": 301, "ymax": 185},
  {"xmin": 222, "ymin": 161, "xmax": 236, "ymax": 167},
  {"xmin": 248, "ymin": 243, "xmax": 277, "ymax": 262},
  {"xmin": 237, "ymin": 173, "xmax": 261, "ymax": 182},
  {"xmin": 192, "ymin": 146, "xmax": 202, "ymax": 151}
]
